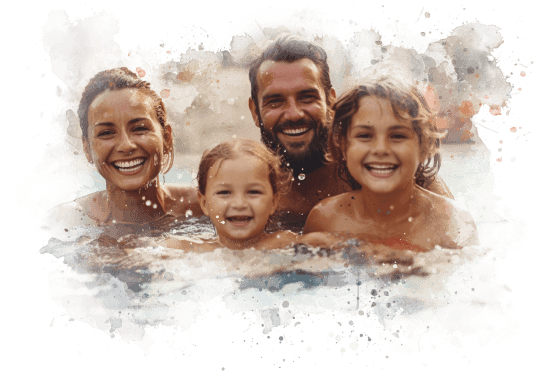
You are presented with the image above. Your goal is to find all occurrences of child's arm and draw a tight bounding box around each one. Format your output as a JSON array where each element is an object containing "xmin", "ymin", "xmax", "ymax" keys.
[{"xmin": 161, "ymin": 236, "xmax": 224, "ymax": 253}]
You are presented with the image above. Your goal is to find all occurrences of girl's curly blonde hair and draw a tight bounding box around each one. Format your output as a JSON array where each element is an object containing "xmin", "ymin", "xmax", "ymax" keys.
[{"xmin": 328, "ymin": 76, "xmax": 445, "ymax": 190}]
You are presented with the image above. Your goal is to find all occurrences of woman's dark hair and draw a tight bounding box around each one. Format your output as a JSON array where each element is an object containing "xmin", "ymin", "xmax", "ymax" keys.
[
  {"xmin": 78, "ymin": 67, "xmax": 173, "ymax": 173},
  {"xmin": 329, "ymin": 76, "xmax": 445, "ymax": 190}
]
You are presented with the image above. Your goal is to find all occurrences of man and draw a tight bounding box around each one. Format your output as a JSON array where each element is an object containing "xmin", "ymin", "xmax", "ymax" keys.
[{"xmin": 248, "ymin": 35, "xmax": 451, "ymax": 230}]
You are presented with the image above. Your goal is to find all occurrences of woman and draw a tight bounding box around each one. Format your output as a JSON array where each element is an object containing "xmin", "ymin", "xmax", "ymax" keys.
[{"xmin": 46, "ymin": 68, "xmax": 202, "ymax": 235}]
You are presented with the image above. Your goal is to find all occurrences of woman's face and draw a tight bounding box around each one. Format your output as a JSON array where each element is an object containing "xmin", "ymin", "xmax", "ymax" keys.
[
  {"xmin": 344, "ymin": 96, "xmax": 422, "ymax": 194},
  {"xmin": 84, "ymin": 88, "xmax": 171, "ymax": 191}
]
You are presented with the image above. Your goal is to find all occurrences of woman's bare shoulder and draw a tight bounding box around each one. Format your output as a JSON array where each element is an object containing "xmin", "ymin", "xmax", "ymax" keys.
[{"xmin": 43, "ymin": 192, "xmax": 105, "ymax": 234}]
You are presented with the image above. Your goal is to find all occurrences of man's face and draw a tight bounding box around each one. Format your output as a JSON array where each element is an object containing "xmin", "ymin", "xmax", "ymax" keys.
[{"xmin": 249, "ymin": 58, "xmax": 334, "ymax": 174}]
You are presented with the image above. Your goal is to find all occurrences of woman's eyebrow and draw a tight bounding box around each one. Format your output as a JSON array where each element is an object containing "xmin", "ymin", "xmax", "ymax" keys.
[
  {"xmin": 389, "ymin": 125, "xmax": 413, "ymax": 131},
  {"xmin": 93, "ymin": 122, "xmax": 114, "ymax": 128}
]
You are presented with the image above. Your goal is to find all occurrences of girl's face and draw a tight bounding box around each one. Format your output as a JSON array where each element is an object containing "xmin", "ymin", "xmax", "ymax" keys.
[
  {"xmin": 344, "ymin": 96, "xmax": 422, "ymax": 194},
  {"xmin": 84, "ymin": 89, "xmax": 171, "ymax": 191},
  {"xmin": 198, "ymin": 154, "xmax": 279, "ymax": 245}
]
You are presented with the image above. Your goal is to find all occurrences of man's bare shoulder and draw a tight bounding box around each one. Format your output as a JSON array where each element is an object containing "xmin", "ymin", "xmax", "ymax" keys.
[
  {"xmin": 43, "ymin": 192, "xmax": 104, "ymax": 234},
  {"xmin": 304, "ymin": 192, "xmax": 355, "ymax": 233}
]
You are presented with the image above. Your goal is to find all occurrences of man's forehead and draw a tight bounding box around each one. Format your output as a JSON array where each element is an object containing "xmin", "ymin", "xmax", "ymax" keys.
[{"xmin": 256, "ymin": 58, "xmax": 324, "ymax": 93}]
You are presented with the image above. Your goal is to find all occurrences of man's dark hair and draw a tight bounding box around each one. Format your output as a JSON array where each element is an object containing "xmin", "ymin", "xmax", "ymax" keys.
[{"xmin": 248, "ymin": 34, "xmax": 334, "ymax": 114}]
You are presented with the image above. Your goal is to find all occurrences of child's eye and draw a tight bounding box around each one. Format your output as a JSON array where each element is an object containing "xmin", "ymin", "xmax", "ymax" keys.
[
  {"xmin": 248, "ymin": 190, "xmax": 262, "ymax": 195},
  {"xmin": 391, "ymin": 134, "xmax": 408, "ymax": 139},
  {"xmin": 216, "ymin": 190, "xmax": 231, "ymax": 195},
  {"xmin": 356, "ymin": 133, "xmax": 372, "ymax": 139}
]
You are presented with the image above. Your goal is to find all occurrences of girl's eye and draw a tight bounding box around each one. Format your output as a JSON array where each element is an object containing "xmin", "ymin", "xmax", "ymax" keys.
[
  {"xmin": 216, "ymin": 190, "xmax": 231, "ymax": 195},
  {"xmin": 356, "ymin": 133, "xmax": 372, "ymax": 139},
  {"xmin": 392, "ymin": 134, "xmax": 408, "ymax": 139},
  {"xmin": 248, "ymin": 190, "xmax": 262, "ymax": 195}
]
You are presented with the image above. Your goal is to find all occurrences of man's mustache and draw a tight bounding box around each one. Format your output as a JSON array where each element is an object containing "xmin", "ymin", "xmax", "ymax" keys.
[{"xmin": 274, "ymin": 117, "xmax": 317, "ymax": 134}]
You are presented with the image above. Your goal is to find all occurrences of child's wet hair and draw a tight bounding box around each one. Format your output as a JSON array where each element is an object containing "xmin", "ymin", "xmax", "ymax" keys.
[
  {"xmin": 328, "ymin": 76, "xmax": 445, "ymax": 190},
  {"xmin": 197, "ymin": 139, "xmax": 292, "ymax": 196}
]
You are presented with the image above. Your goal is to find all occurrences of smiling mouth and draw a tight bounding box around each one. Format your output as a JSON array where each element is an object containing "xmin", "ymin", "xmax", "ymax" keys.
[
  {"xmin": 280, "ymin": 126, "xmax": 311, "ymax": 136},
  {"xmin": 364, "ymin": 164, "xmax": 399, "ymax": 174},
  {"xmin": 226, "ymin": 216, "xmax": 253, "ymax": 225},
  {"xmin": 113, "ymin": 158, "xmax": 146, "ymax": 173}
]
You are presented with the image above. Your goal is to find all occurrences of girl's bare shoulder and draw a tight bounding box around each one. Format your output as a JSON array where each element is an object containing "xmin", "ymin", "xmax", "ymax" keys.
[
  {"xmin": 418, "ymin": 187, "xmax": 479, "ymax": 246},
  {"xmin": 304, "ymin": 191, "xmax": 357, "ymax": 233}
]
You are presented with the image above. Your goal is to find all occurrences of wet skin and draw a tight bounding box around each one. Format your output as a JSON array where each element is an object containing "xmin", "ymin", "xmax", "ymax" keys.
[
  {"xmin": 304, "ymin": 97, "xmax": 478, "ymax": 250},
  {"xmin": 249, "ymin": 59, "xmax": 348, "ymax": 217},
  {"xmin": 248, "ymin": 59, "xmax": 452, "ymax": 224},
  {"xmin": 60, "ymin": 88, "xmax": 202, "ymax": 227}
]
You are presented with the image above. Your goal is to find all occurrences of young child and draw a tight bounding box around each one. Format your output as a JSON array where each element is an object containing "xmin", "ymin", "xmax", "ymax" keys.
[
  {"xmin": 164, "ymin": 138, "xmax": 418, "ymax": 270},
  {"xmin": 304, "ymin": 77, "xmax": 479, "ymax": 250}
]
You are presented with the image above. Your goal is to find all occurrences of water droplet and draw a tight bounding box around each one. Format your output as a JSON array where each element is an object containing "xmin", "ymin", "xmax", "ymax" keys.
[
  {"xmin": 146, "ymin": 200, "xmax": 152, "ymax": 206},
  {"xmin": 180, "ymin": 197, "xmax": 184, "ymax": 202},
  {"xmin": 220, "ymin": 221, "xmax": 225, "ymax": 224},
  {"xmin": 112, "ymin": 219, "xmax": 116, "ymax": 224},
  {"xmin": 185, "ymin": 209, "xmax": 193, "ymax": 217},
  {"xmin": 216, "ymin": 215, "xmax": 219, "ymax": 219},
  {"xmin": 298, "ymin": 174, "xmax": 306, "ymax": 180},
  {"xmin": 153, "ymin": 204, "xmax": 157, "ymax": 209},
  {"xmin": 142, "ymin": 196, "xmax": 146, "ymax": 200},
  {"xmin": 408, "ymin": 217, "xmax": 413, "ymax": 222}
]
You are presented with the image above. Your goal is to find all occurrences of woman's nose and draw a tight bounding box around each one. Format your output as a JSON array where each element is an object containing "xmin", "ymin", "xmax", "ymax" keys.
[{"xmin": 116, "ymin": 132, "xmax": 137, "ymax": 154}]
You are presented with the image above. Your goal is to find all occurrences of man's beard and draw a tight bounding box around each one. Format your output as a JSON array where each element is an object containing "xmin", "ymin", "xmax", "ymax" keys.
[{"xmin": 259, "ymin": 115, "xmax": 329, "ymax": 175}]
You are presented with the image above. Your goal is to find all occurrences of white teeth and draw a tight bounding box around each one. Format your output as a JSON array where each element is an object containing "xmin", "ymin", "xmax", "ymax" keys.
[
  {"xmin": 114, "ymin": 159, "xmax": 145, "ymax": 172},
  {"xmin": 366, "ymin": 164, "xmax": 397, "ymax": 174},
  {"xmin": 282, "ymin": 126, "xmax": 310, "ymax": 135}
]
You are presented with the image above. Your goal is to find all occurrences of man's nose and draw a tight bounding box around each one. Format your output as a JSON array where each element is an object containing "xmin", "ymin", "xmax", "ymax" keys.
[{"xmin": 283, "ymin": 98, "xmax": 305, "ymax": 122}]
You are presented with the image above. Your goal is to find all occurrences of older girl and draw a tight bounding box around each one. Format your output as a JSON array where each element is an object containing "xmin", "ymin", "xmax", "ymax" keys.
[
  {"xmin": 47, "ymin": 68, "xmax": 201, "ymax": 233},
  {"xmin": 304, "ymin": 77, "xmax": 478, "ymax": 250}
]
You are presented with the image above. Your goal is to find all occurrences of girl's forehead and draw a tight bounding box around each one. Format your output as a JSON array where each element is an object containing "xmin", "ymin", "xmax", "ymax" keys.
[{"xmin": 208, "ymin": 154, "xmax": 270, "ymax": 181}]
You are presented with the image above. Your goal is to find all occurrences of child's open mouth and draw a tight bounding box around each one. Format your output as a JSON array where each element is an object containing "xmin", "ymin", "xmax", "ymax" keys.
[
  {"xmin": 226, "ymin": 216, "xmax": 253, "ymax": 226},
  {"xmin": 113, "ymin": 158, "xmax": 146, "ymax": 173},
  {"xmin": 364, "ymin": 164, "xmax": 398, "ymax": 176}
]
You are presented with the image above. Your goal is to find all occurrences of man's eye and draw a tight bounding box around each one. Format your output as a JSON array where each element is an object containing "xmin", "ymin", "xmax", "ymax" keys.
[
  {"xmin": 300, "ymin": 95, "xmax": 316, "ymax": 102},
  {"xmin": 266, "ymin": 99, "xmax": 282, "ymax": 108}
]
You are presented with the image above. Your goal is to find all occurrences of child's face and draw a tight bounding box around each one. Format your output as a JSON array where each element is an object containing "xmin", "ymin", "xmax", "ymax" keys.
[
  {"xmin": 344, "ymin": 96, "xmax": 422, "ymax": 194},
  {"xmin": 198, "ymin": 154, "xmax": 279, "ymax": 245}
]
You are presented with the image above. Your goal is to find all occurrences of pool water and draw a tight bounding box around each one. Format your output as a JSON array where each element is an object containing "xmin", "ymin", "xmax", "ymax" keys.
[{"xmin": 39, "ymin": 143, "xmax": 515, "ymax": 342}]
